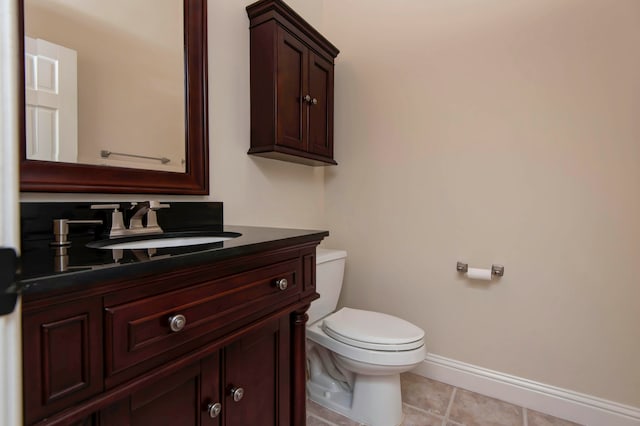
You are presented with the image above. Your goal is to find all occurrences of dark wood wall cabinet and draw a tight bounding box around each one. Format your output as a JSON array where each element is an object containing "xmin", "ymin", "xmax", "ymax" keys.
[
  {"xmin": 247, "ymin": 0, "xmax": 340, "ymax": 166},
  {"xmin": 22, "ymin": 241, "xmax": 321, "ymax": 426}
]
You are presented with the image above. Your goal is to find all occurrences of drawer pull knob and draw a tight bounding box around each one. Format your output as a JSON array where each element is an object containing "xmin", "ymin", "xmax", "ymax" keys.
[
  {"xmin": 230, "ymin": 386, "xmax": 244, "ymax": 402},
  {"xmin": 275, "ymin": 278, "xmax": 288, "ymax": 291},
  {"xmin": 168, "ymin": 314, "xmax": 186, "ymax": 332},
  {"xmin": 207, "ymin": 402, "xmax": 222, "ymax": 418}
]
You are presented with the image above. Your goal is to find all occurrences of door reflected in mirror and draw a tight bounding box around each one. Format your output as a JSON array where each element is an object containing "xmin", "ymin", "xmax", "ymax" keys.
[{"xmin": 23, "ymin": 0, "xmax": 186, "ymax": 173}]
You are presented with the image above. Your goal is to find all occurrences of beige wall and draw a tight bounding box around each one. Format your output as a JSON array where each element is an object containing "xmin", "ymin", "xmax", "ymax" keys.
[{"xmin": 322, "ymin": 0, "xmax": 640, "ymax": 407}]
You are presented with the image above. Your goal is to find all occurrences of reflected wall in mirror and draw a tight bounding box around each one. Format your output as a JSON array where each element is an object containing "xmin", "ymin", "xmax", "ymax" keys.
[
  {"xmin": 24, "ymin": 0, "xmax": 185, "ymax": 173},
  {"xmin": 19, "ymin": 0, "xmax": 209, "ymax": 194}
]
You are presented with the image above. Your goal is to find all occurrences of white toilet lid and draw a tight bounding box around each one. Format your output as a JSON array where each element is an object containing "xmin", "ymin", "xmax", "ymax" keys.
[{"xmin": 322, "ymin": 308, "xmax": 425, "ymax": 351}]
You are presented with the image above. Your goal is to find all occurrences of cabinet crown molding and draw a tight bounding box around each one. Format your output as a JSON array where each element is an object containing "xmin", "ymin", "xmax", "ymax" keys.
[{"xmin": 246, "ymin": 0, "xmax": 339, "ymax": 58}]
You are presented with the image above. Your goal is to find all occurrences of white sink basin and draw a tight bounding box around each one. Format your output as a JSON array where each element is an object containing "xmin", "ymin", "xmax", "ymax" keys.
[{"xmin": 87, "ymin": 232, "xmax": 241, "ymax": 250}]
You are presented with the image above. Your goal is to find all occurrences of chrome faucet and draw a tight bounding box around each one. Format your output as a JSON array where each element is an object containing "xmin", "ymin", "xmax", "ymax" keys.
[
  {"xmin": 128, "ymin": 202, "xmax": 151, "ymax": 230},
  {"xmin": 91, "ymin": 201, "xmax": 170, "ymax": 238}
]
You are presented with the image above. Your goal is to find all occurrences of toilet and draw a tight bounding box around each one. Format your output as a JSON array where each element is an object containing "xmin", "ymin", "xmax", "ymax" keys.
[{"xmin": 306, "ymin": 249, "xmax": 426, "ymax": 426}]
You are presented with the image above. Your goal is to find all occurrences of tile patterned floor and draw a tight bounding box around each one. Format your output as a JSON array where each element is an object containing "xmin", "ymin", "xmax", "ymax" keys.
[{"xmin": 306, "ymin": 373, "xmax": 583, "ymax": 426}]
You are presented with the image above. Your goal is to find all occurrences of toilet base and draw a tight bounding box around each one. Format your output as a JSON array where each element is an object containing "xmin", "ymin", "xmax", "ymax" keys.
[{"xmin": 307, "ymin": 372, "xmax": 405, "ymax": 426}]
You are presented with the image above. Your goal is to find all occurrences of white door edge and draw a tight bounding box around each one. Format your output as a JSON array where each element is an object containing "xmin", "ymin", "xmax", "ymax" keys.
[{"xmin": 0, "ymin": 0, "xmax": 24, "ymax": 425}]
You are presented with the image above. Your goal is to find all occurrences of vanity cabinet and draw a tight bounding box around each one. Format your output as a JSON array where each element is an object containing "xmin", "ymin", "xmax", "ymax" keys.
[
  {"xmin": 22, "ymin": 241, "xmax": 320, "ymax": 426},
  {"xmin": 247, "ymin": 0, "xmax": 340, "ymax": 166},
  {"xmin": 99, "ymin": 317, "xmax": 289, "ymax": 426}
]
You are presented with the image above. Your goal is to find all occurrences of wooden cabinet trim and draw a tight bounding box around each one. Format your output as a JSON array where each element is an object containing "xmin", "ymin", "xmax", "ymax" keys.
[{"xmin": 246, "ymin": 0, "xmax": 339, "ymax": 59}]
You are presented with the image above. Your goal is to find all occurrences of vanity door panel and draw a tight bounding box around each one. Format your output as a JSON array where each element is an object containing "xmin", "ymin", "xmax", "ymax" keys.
[
  {"xmin": 276, "ymin": 26, "xmax": 308, "ymax": 151},
  {"xmin": 99, "ymin": 354, "xmax": 220, "ymax": 426},
  {"xmin": 223, "ymin": 316, "xmax": 290, "ymax": 426},
  {"xmin": 307, "ymin": 52, "xmax": 334, "ymax": 158},
  {"xmin": 22, "ymin": 298, "xmax": 103, "ymax": 425}
]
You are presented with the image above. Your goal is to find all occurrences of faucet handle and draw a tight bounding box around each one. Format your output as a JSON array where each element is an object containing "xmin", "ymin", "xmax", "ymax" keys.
[
  {"xmin": 90, "ymin": 204, "xmax": 120, "ymax": 211},
  {"xmin": 145, "ymin": 202, "xmax": 169, "ymax": 233},
  {"xmin": 91, "ymin": 204, "xmax": 125, "ymax": 237},
  {"xmin": 149, "ymin": 201, "xmax": 170, "ymax": 210}
]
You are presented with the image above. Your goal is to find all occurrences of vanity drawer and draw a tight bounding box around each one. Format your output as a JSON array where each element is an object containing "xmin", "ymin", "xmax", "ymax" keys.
[{"xmin": 105, "ymin": 258, "xmax": 301, "ymax": 376}]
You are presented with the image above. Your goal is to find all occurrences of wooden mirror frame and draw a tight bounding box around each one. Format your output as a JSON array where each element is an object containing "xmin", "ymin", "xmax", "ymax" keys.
[{"xmin": 18, "ymin": 0, "xmax": 209, "ymax": 194}]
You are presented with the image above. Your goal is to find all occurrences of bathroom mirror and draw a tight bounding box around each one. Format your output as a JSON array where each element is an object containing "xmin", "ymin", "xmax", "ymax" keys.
[{"xmin": 18, "ymin": 0, "xmax": 209, "ymax": 194}]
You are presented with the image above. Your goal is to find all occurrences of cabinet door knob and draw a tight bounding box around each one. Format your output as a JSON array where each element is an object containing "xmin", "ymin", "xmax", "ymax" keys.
[
  {"xmin": 230, "ymin": 386, "xmax": 244, "ymax": 402},
  {"xmin": 274, "ymin": 278, "xmax": 288, "ymax": 291},
  {"xmin": 168, "ymin": 314, "xmax": 186, "ymax": 332},
  {"xmin": 303, "ymin": 94, "xmax": 311, "ymax": 103},
  {"xmin": 207, "ymin": 402, "xmax": 222, "ymax": 418},
  {"xmin": 311, "ymin": 98, "xmax": 318, "ymax": 105}
]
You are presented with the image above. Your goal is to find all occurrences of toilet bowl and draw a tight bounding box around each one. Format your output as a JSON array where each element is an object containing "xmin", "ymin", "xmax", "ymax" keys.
[{"xmin": 306, "ymin": 249, "xmax": 426, "ymax": 426}]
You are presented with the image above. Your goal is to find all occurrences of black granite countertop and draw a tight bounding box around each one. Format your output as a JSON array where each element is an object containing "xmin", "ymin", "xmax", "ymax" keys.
[
  {"xmin": 12, "ymin": 202, "xmax": 328, "ymax": 297},
  {"xmin": 14, "ymin": 225, "xmax": 328, "ymax": 296}
]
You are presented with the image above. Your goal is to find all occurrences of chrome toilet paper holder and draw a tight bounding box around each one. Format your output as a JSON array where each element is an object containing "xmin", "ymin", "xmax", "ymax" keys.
[{"xmin": 456, "ymin": 261, "xmax": 504, "ymax": 277}]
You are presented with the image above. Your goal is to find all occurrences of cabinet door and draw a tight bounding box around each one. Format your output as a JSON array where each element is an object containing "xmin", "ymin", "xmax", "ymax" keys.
[
  {"xmin": 100, "ymin": 354, "xmax": 221, "ymax": 426},
  {"xmin": 276, "ymin": 27, "xmax": 308, "ymax": 151},
  {"xmin": 223, "ymin": 316, "xmax": 291, "ymax": 426},
  {"xmin": 22, "ymin": 298, "xmax": 103, "ymax": 425},
  {"xmin": 308, "ymin": 52, "xmax": 334, "ymax": 158}
]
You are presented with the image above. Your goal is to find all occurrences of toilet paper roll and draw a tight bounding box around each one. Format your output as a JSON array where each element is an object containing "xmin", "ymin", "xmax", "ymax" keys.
[{"xmin": 466, "ymin": 267, "xmax": 492, "ymax": 281}]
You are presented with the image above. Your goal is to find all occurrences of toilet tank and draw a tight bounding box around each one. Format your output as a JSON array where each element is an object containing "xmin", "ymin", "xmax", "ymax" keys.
[{"xmin": 307, "ymin": 248, "xmax": 347, "ymax": 324}]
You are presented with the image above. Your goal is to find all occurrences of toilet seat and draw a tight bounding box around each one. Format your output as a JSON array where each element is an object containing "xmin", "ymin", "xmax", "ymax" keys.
[
  {"xmin": 307, "ymin": 319, "xmax": 426, "ymax": 367},
  {"xmin": 322, "ymin": 308, "xmax": 424, "ymax": 351}
]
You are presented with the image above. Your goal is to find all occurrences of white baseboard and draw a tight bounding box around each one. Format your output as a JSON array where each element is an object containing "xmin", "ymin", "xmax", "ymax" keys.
[{"xmin": 411, "ymin": 354, "xmax": 640, "ymax": 426}]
